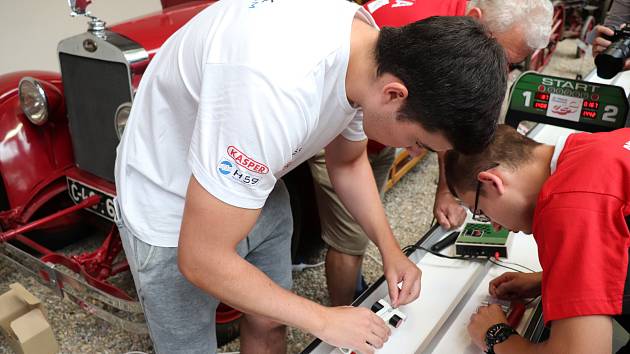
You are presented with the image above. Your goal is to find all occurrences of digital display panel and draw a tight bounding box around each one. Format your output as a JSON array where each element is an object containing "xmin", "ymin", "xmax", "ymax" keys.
[
  {"xmin": 535, "ymin": 92, "xmax": 550, "ymax": 101},
  {"xmin": 581, "ymin": 110, "xmax": 597, "ymax": 119},
  {"xmin": 508, "ymin": 72, "xmax": 628, "ymax": 130},
  {"xmin": 583, "ymin": 100, "xmax": 599, "ymax": 109},
  {"xmin": 534, "ymin": 102, "xmax": 548, "ymax": 110}
]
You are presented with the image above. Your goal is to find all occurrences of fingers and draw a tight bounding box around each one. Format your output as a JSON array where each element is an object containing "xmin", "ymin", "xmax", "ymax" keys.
[
  {"xmin": 359, "ymin": 313, "xmax": 390, "ymax": 353},
  {"xmin": 397, "ymin": 272, "xmax": 421, "ymax": 306},
  {"xmin": 370, "ymin": 314, "xmax": 391, "ymax": 339},
  {"xmin": 435, "ymin": 210, "xmax": 452, "ymax": 230},
  {"xmin": 593, "ymin": 37, "xmax": 612, "ymax": 57},
  {"xmin": 365, "ymin": 318, "xmax": 389, "ymax": 349},
  {"xmin": 595, "ymin": 24, "xmax": 615, "ymax": 37},
  {"xmin": 592, "ymin": 26, "xmax": 613, "ymax": 57},
  {"xmin": 387, "ymin": 276, "xmax": 400, "ymax": 308},
  {"xmin": 489, "ymin": 273, "xmax": 514, "ymax": 297},
  {"xmin": 489, "ymin": 281, "xmax": 498, "ymax": 297},
  {"xmin": 446, "ymin": 205, "xmax": 466, "ymax": 229}
]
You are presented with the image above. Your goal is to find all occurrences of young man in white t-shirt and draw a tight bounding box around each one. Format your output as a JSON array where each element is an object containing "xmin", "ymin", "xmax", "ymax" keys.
[{"xmin": 114, "ymin": 0, "xmax": 508, "ymax": 352}]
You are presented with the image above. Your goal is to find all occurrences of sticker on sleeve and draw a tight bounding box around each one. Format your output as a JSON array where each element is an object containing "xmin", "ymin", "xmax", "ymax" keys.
[
  {"xmin": 217, "ymin": 158, "xmax": 264, "ymax": 188},
  {"xmin": 227, "ymin": 146, "xmax": 269, "ymax": 174}
]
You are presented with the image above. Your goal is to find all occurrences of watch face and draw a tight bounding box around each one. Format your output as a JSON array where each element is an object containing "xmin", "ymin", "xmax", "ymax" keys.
[{"xmin": 485, "ymin": 323, "xmax": 517, "ymax": 352}]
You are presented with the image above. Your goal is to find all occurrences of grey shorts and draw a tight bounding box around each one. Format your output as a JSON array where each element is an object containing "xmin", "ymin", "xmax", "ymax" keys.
[
  {"xmin": 114, "ymin": 181, "xmax": 293, "ymax": 354},
  {"xmin": 308, "ymin": 147, "xmax": 396, "ymax": 255}
]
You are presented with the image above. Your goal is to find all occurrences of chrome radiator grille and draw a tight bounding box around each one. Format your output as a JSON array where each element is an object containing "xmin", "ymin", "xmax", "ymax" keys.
[{"xmin": 59, "ymin": 53, "xmax": 132, "ymax": 182}]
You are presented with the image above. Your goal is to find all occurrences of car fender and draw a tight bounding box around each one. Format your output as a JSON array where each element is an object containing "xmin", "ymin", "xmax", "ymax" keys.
[{"xmin": 0, "ymin": 71, "xmax": 74, "ymax": 209}]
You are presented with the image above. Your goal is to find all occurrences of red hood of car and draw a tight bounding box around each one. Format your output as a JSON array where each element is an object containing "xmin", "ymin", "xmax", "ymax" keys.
[{"xmin": 109, "ymin": 1, "xmax": 216, "ymax": 61}]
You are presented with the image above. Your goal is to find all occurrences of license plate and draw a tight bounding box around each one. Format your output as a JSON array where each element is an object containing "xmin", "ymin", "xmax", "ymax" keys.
[{"xmin": 67, "ymin": 177, "xmax": 116, "ymax": 222}]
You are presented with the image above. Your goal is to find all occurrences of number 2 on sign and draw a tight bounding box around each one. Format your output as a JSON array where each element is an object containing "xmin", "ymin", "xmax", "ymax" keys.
[{"xmin": 603, "ymin": 105, "xmax": 618, "ymax": 122}]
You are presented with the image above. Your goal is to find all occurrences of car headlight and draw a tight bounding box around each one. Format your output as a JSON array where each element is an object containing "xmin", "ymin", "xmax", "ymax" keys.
[
  {"xmin": 114, "ymin": 102, "xmax": 132, "ymax": 140},
  {"xmin": 18, "ymin": 77, "xmax": 49, "ymax": 125}
]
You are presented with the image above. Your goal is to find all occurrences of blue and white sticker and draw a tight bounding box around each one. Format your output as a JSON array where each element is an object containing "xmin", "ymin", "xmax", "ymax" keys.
[{"xmin": 217, "ymin": 158, "xmax": 262, "ymax": 187}]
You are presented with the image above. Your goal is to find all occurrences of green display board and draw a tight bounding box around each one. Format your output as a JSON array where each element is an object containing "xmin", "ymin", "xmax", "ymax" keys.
[
  {"xmin": 507, "ymin": 72, "xmax": 629, "ymax": 132},
  {"xmin": 456, "ymin": 223, "xmax": 509, "ymax": 245}
]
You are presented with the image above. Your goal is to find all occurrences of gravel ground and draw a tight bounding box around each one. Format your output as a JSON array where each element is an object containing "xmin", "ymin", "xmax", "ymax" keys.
[{"xmin": 0, "ymin": 39, "xmax": 595, "ymax": 354}]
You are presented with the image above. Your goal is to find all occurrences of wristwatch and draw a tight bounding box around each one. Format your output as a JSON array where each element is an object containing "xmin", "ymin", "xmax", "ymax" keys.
[{"xmin": 485, "ymin": 322, "xmax": 517, "ymax": 354}]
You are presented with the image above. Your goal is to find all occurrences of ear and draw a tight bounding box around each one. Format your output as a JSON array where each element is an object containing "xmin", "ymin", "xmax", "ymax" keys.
[
  {"xmin": 477, "ymin": 170, "xmax": 505, "ymax": 196},
  {"xmin": 466, "ymin": 7, "xmax": 482, "ymax": 20},
  {"xmin": 382, "ymin": 80, "xmax": 408, "ymax": 104}
]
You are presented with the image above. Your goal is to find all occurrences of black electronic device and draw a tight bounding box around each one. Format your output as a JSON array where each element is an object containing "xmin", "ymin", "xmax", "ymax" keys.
[
  {"xmin": 430, "ymin": 231, "xmax": 460, "ymax": 252},
  {"xmin": 595, "ymin": 24, "xmax": 630, "ymax": 79},
  {"xmin": 455, "ymin": 223, "xmax": 510, "ymax": 258}
]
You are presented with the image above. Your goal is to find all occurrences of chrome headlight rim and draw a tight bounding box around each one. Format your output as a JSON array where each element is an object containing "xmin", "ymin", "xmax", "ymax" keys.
[
  {"xmin": 114, "ymin": 102, "xmax": 132, "ymax": 140},
  {"xmin": 18, "ymin": 77, "xmax": 49, "ymax": 126}
]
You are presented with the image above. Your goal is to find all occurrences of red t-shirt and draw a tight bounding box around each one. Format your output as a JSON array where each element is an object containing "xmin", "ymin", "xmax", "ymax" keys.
[
  {"xmin": 533, "ymin": 129, "xmax": 630, "ymax": 324},
  {"xmin": 363, "ymin": 0, "xmax": 468, "ymax": 153},
  {"xmin": 363, "ymin": 0, "xmax": 468, "ymax": 28}
]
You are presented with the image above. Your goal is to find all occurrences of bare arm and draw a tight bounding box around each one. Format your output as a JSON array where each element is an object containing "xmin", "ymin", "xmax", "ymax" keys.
[
  {"xmin": 495, "ymin": 316, "xmax": 612, "ymax": 354},
  {"xmin": 177, "ymin": 176, "xmax": 390, "ymax": 352},
  {"xmin": 469, "ymin": 304, "xmax": 612, "ymax": 354},
  {"xmin": 325, "ymin": 135, "xmax": 421, "ymax": 307}
]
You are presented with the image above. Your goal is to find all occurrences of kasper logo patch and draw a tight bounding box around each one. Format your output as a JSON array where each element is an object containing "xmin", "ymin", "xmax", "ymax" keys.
[{"xmin": 227, "ymin": 146, "xmax": 269, "ymax": 174}]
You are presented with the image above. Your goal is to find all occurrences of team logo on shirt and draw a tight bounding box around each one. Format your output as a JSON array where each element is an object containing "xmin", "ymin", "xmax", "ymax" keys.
[
  {"xmin": 218, "ymin": 160, "xmax": 233, "ymax": 175},
  {"xmin": 217, "ymin": 159, "xmax": 261, "ymax": 187},
  {"xmin": 227, "ymin": 146, "xmax": 269, "ymax": 174}
]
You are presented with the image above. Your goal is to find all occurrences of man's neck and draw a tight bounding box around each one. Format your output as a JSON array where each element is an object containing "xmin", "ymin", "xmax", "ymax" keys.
[{"xmin": 346, "ymin": 17, "xmax": 379, "ymax": 106}]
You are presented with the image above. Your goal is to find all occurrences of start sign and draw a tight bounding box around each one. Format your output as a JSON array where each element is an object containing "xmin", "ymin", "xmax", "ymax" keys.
[{"xmin": 507, "ymin": 72, "xmax": 629, "ymax": 132}]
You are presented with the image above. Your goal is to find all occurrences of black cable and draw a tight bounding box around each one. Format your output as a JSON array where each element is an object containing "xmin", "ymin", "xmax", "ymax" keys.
[
  {"xmin": 494, "ymin": 259, "xmax": 537, "ymax": 273},
  {"xmin": 403, "ymin": 244, "xmax": 484, "ymax": 261},
  {"xmin": 488, "ymin": 258, "xmax": 524, "ymax": 273},
  {"xmin": 404, "ymin": 244, "xmax": 537, "ymax": 273}
]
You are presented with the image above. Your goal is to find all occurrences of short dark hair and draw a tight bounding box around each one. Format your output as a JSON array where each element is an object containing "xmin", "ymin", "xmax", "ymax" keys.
[
  {"xmin": 375, "ymin": 16, "xmax": 508, "ymax": 154},
  {"xmin": 444, "ymin": 125, "xmax": 541, "ymax": 197}
]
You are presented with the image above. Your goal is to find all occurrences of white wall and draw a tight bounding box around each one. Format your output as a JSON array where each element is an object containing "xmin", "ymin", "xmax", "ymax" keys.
[{"xmin": 0, "ymin": 0, "xmax": 161, "ymax": 75}]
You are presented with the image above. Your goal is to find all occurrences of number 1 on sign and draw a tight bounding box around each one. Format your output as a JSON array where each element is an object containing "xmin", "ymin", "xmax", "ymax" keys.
[{"xmin": 522, "ymin": 91, "xmax": 532, "ymax": 107}]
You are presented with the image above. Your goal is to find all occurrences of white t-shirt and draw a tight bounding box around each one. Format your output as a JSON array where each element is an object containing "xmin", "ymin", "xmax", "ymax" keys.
[{"xmin": 115, "ymin": 0, "xmax": 374, "ymax": 247}]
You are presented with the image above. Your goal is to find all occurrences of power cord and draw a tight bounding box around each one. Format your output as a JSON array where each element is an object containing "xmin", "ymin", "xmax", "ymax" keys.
[{"xmin": 402, "ymin": 244, "xmax": 536, "ymax": 273}]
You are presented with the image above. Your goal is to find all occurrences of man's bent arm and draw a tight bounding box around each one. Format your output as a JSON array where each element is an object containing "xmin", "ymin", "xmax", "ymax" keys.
[
  {"xmin": 325, "ymin": 135, "xmax": 421, "ymax": 306},
  {"xmin": 325, "ymin": 136, "xmax": 399, "ymax": 254},
  {"xmin": 177, "ymin": 176, "xmax": 391, "ymax": 352},
  {"xmin": 178, "ymin": 176, "xmax": 325, "ymax": 332}
]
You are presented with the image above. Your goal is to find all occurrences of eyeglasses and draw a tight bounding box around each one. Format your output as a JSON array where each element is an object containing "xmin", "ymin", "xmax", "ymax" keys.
[
  {"xmin": 471, "ymin": 163, "xmax": 499, "ymax": 223},
  {"xmin": 472, "ymin": 180, "xmax": 490, "ymax": 223}
]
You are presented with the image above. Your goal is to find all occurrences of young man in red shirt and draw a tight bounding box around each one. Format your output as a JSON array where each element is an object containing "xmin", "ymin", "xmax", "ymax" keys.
[
  {"xmin": 444, "ymin": 125, "xmax": 630, "ymax": 354},
  {"xmin": 312, "ymin": 0, "xmax": 553, "ymax": 307}
]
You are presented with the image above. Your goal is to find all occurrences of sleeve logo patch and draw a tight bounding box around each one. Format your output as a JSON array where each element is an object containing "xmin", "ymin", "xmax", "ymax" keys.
[
  {"xmin": 217, "ymin": 158, "xmax": 261, "ymax": 187},
  {"xmin": 218, "ymin": 160, "xmax": 233, "ymax": 175},
  {"xmin": 227, "ymin": 146, "xmax": 269, "ymax": 174}
]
